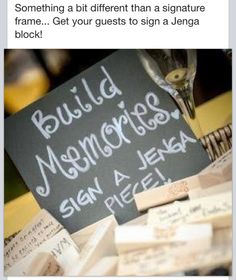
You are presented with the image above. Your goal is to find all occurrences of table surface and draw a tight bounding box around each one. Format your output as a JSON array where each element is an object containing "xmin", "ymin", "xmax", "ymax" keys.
[{"xmin": 4, "ymin": 91, "xmax": 232, "ymax": 238}]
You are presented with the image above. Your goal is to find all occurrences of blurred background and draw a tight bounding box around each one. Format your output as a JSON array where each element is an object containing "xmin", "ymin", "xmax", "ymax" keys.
[{"xmin": 4, "ymin": 49, "xmax": 232, "ymax": 203}]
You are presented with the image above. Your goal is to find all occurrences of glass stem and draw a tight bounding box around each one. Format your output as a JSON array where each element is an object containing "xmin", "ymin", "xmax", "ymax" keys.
[{"xmin": 175, "ymin": 87, "xmax": 203, "ymax": 138}]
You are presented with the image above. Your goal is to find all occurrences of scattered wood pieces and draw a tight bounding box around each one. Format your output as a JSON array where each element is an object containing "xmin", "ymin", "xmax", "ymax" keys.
[
  {"xmin": 4, "ymin": 152, "xmax": 232, "ymax": 276},
  {"xmin": 117, "ymin": 242, "xmax": 231, "ymax": 276}
]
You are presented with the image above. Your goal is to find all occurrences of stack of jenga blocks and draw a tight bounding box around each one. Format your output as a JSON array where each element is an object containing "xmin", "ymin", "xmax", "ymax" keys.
[{"xmin": 5, "ymin": 150, "xmax": 232, "ymax": 276}]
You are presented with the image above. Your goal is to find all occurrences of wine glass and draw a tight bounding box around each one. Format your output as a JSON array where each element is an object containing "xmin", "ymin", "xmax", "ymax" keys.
[{"xmin": 137, "ymin": 49, "xmax": 203, "ymax": 138}]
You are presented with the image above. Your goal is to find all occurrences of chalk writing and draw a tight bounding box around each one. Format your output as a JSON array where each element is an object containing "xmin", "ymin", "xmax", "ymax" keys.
[
  {"xmin": 57, "ymin": 125, "xmax": 197, "ymax": 220},
  {"xmin": 34, "ymin": 92, "xmax": 174, "ymax": 197},
  {"xmin": 31, "ymin": 66, "xmax": 122, "ymax": 140},
  {"xmin": 137, "ymin": 131, "xmax": 197, "ymax": 170},
  {"xmin": 35, "ymin": 90, "xmax": 197, "ymax": 198},
  {"xmin": 5, "ymin": 50, "xmax": 211, "ymax": 231}
]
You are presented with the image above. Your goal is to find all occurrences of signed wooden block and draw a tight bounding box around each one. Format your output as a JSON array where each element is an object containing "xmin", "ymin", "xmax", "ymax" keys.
[
  {"xmin": 25, "ymin": 252, "xmax": 64, "ymax": 276},
  {"xmin": 134, "ymin": 150, "xmax": 231, "ymax": 212},
  {"xmin": 115, "ymin": 223, "xmax": 212, "ymax": 254},
  {"xmin": 117, "ymin": 242, "xmax": 231, "ymax": 276},
  {"xmin": 4, "ymin": 209, "xmax": 63, "ymax": 271},
  {"xmin": 147, "ymin": 192, "xmax": 232, "ymax": 229},
  {"xmin": 85, "ymin": 256, "xmax": 118, "ymax": 276},
  {"xmin": 68, "ymin": 217, "xmax": 118, "ymax": 276},
  {"xmin": 5, "ymin": 229, "xmax": 80, "ymax": 276},
  {"xmin": 134, "ymin": 175, "xmax": 200, "ymax": 211}
]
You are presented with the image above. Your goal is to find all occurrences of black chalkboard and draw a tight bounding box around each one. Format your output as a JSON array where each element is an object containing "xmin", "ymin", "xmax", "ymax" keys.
[{"xmin": 5, "ymin": 50, "xmax": 210, "ymax": 233}]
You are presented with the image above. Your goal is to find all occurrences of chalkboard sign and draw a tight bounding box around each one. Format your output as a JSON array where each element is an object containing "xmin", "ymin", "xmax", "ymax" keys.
[{"xmin": 5, "ymin": 50, "xmax": 210, "ymax": 233}]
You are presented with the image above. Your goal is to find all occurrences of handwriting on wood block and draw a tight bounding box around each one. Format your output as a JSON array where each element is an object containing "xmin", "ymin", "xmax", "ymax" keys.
[
  {"xmin": 68, "ymin": 217, "xmax": 118, "ymax": 276},
  {"xmin": 25, "ymin": 252, "xmax": 64, "ymax": 276},
  {"xmin": 147, "ymin": 192, "xmax": 231, "ymax": 229},
  {"xmin": 115, "ymin": 223, "xmax": 212, "ymax": 254},
  {"xmin": 189, "ymin": 181, "xmax": 232, "ymax": 200},
  {"xmin": 5, "ymin": 229, "xmax": 80, "ymax": 276},
  {"xmin": 117, "ymin": 242, "xmax": 232, "ymax": 276},
  {"xmin": 4, "ymin": 209, "xmax": 63, "ymax": 271},
  {"xmin": 85, "ymin": 256, "xmax": 118, "ymax": 276},
  {"xmin": 134, "ymin": 175, "xmax": 200, "ymax": 211}
]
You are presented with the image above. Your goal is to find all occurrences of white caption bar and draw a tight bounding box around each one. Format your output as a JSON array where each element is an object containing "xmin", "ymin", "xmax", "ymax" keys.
[{"xmin": 7, "ymin": 0, "xmax": 228, "ymax": 48}]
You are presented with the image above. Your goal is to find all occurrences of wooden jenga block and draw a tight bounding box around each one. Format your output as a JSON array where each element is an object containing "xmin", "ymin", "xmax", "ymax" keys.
[
  {"xmin": 147, "ymin": 192, "xmax": 231, "ymax": 229},
  {"xmin": 200, "ymin": 149, "xmax": 231, "ymax": 174},
  {"xmin": 85, "ymin": 256, "xmax": 118, "ymax": 276},
  {"xmin": 134, "ymin": 151, "xmax": 231, "ymax": 212},
  {"xmin": 68, "ymin": 216, "xmax": 118, "ymax": 276},
  {"xmin": 117, "ymin": 241, "xmax": 231, "ymax": 276},
  {"xmin": 189, "ymin": 181, "xmax": 232, "ymax": 200},
  {"xmin": 134, "ymin": 175, "xmax": 200, "ymax": 211},
  {"xmin": 117, "ymin": 227, "xmax": 232, "ymax": 276},
  {"xmin": 115, "ymin": 223, "xmax": 212, "ymax": 254},
  {"xmin": 25, "ymin": 252, "xmax": 64, "ymax": 276},
  {"xmin": 4, "ymin": 209, "xmax": 63, "ymax": 271},
  {"xmin": 71, "ymin": 215, "xmax": 117, "ymax": 249},
  {"xmin": 5, "ymin": 229, "xmax": 80, "ymax": 276}
]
